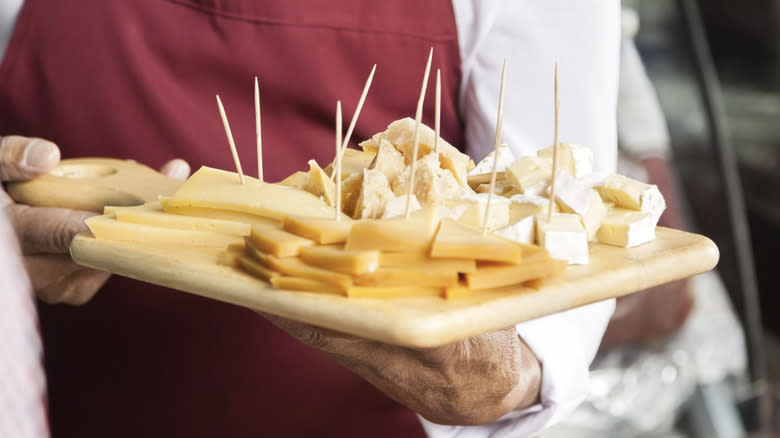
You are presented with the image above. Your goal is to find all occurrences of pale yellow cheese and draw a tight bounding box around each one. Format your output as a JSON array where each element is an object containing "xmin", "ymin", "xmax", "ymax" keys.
[
  {"xmin": 392, "ymin": 152, "xmax": 467, "ymax": 206},
  {"xmin": 595, "ymin": 174, "xmax": 666, "ymax": 221},
  {"xmin": 507, "ymin": 194, "xmax": 554, "ymax": 222},
  {"xmin": 236, "ymin": 253, "xmax": 279, "ymax": 281},
  {"xmin": 305, "ymin": 160, "xmax": 337, "ymax": 207},
  {"xmin": 270, "ymin": 276, "xmax": 442, "ymax": 299},
  {"xmin": 537, "ymin": 143, "xmax": 594, "ymax": 178},
  {"xmin": 167, "ymin": 166, "xmax": 336, "ymax": 221},
  {"xmin": 159, "ymin": 198, "xmax": 282, "ymax": 228},
  {"xmin": 430, "ymin": 218, "xmax": 523, "ymax": 264},
  {"xmin": 354, "ymin": 169, "xmax": 395, "ymax": 219},
  {"xmin": 464, "ymin": 258, "xmax": 556, "ymax": 290},
  {"xmin": 247, "ymin": 222, "xmax": 315, "ymax": 258},
  {"xmin": 443, "ymin": 194, "xmax": 510, "ymax": 231},
  {"xmin": 282, "ymin": 215, "xmax": 353, "ymax": 244},
  {"xmin": 506, "ymin": 156, "xmax": 552, "ymax": 196},
  {"xmin": 467, "ymin": 171, "xmax": 505, "ymax": 189},
  {"xmin": 261, "ymin": 255, "xmax": 352, "ymax": 290},
  {"xmin": 379, "ymin": 252, "xmax": 477, "ymax": 273},
  {"xmin": 369, "ymin": 138, "xmax": 405, "ymax": 183},
  {"xmin": 596, "ymin": 208, "xmax": 656, "ymax": 248},
  {"xmin": 277, "ymin": 171, "xmax": 310, "ymax": 189},
  {"xmin": 340, "ymin": 171, "xmax": 365, "ymax": 218},
  {"xmin": 298, "ymin": 245, "xmax": 379, "ymax": 275},
  {"xmin": 114, "ymin": 206, "xmax": 251, "ymax": 236},
  {"xmin": 104, "ymin": 201, "xmax": 161, "ymax": 215},
  {"xmin": 270, "ymin": 276, "xmax": 346, "ymax": 296},
  {"xmin": 354, "ymin": 267, "xmax": 459, "ymax": 288},
  {"xmin": 324, "ymin": 148, "xmax": 376, "ymax": 179},
  {"xmin": 85, "ymin": 215, "xmax": 244, "ymax": 247},
  {"xmin": 345, "ymin": 206, "xmax": 439, "ymax": 253}
]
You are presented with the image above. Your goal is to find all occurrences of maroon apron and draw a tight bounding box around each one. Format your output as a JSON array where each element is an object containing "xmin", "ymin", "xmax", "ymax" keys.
[{"xmin": 0, "ymin": 1, "xmax": 465, "ymax": 436}]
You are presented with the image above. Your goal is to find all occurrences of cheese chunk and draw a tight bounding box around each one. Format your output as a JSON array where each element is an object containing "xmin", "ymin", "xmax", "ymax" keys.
[
  {"xmin": 475, "ymin": 178, "xmax": 516, "ymax": 197},
  {"xmin": 114, "ymin": 205, "xmax": 251, "ymax": 237},
  {"xmin": 305, "ymin": 160, "xmax": 337, "ymax": 207},
  {"xmin": 324, "ymin": 148, "xmax": 375, "ymax": 179},
  {"xmin": 340, "ymin": 171, "xmax": 364, "ymax": 218},
  {"xmin": 595, "ymin": 174, "xmax": 666, "ymax": 221},
  {"xmin": 278, "ymin": 171, "xmax": 310, "ymax": 189},
  {"xmin": 392, "ymin": 153, "xmax": 468, "ymax": 206},
  {"xmin": 596, "ymin": 208, "xmax": 656, "ymax": 248},
  {"xmin": 444, "ymin": 193, "xmax": 510, "ymax": 231},
  {"xmin": 507, "ymin": 194, "xmax": 553, "ymax": 222},
  {"xmin": 493, "ymin": 215, "xmax": 535, "ymax": 245},
  {"xmin": 247, "ymin": 222, "xmax": 315, "ymax": 258},
  {"xmin": 506, "ymin": 156, "xmax": 552, "ymax": 196},
  {"xmin": 354, "ymin": 268, "xmax": 459, "ymax": 288},
  {"xmin": 370, "ymin": 138, "xmax": 406, "ymax": 183},
  {"xmin": 550, "ymin": 172, "xmax": 607, "ymax": 241},
  {"xmin": 379, "ymin": 252, "xmax": 477, "ymax": 273},
  {"xmin": 299, "ymin": 245, "xmax": 379, "ymax": 275},
  {"xmin": 469, "ymin": 144, "xmax": 515, "ymax": 175},
  {"xmin": 85, "ymin": 215, "xmax": 244, "ymax": 247},
  {"xmin": 381, "ymin": 194, "xmax": 421, "ymax": 219},
  {"xmin": 430, "ymin": 218, "xmax": 523, "ymax": 264},
  {"xmin": 360, "ymin": 117, "xmax": 472, "ymax": 185},
  {"xmin": 168, "ymin": 166, "xmax": 336, "ymax": 221},
  {"xmin": 536, "ymin": 213, "xmax": 589, "ymax": 264},
  {"xmin": 345, "ymin": 206, "xmax": 439, "ymax": 253},
  {"xmin": 282, "ymin": 215, "xmax": 353, "ymax": 244},
  {"xmin": 354, "ymin": 169, "xmax": 395, "ymax": 219},
  {"xmin": 537, "ymin": 143, "xmax": 594, "ymax": 178},
  {"xmin": 467, "ymin": 171, "xmax": 505, "ymax": 189}
]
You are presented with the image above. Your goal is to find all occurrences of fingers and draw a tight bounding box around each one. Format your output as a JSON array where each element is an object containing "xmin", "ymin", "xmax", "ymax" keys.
[
  {"xmin": 25, "ymin": 253, "xmax": 110, "ymax": 305},
  {"xmin": 160, "ymin": 159, "xmax": 191, "ymax": 181},
  {"xmin": 8, "ymin": 204, "xmax": 95, "ymax": 254},
  {"xmin": 0, "ymin": 136, "xmax": 60, "ymax": 182}
]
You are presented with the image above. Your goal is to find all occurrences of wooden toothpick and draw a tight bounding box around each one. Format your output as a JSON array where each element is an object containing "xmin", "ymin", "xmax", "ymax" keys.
[
  {"xmin": 254, "ymin": 76, "xmax": 263, "ymax": 182},
  {"xmin": 331, "ymin": 64, "xmax": 377, "ymax": 181},
  {"xmin": 405, "ymin": 48, "xmax": 434, "ymax": 218},
  {"xmin": 216, "ymin": 94, "xmax": 245, "ymax": 184},
  {"xmin": 482, "ymin": 59, "xmax": 507, "ymax": 235},
  {"xmin": 336, "ymin": 101, "xmax": 343, "ymax": 222},
  {"xmin": 434, "ymin": 68, "xmax": 441, "ymax": 154},
  {"xmin": 548, "ymin": 63, "xmax": 560, "ymax": 222}
]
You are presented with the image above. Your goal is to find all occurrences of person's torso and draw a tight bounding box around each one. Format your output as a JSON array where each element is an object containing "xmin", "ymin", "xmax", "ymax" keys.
[{"xmin": 0, "ymin": 1, "xmax": 464, "ymax": 436}]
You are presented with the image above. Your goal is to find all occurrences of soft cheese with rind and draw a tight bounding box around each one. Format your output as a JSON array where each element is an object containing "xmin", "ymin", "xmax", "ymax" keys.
[
  {"xmin": 536, "ymin": 213, "xmax": 589, "ymax": 265},
  {"xmin": 596, "ymin": 208, "xmax": 656, "ymax": 248},
  {"xmin": 469, "ymin": 144, "xmax": 515, "ymax": 175},
  {"xmin": 550, "ymin": 172, "xmax": 607, "ymax": 241},
  {"xmin": 595, "ymin": 174, "xmax": 666, "ymax": 222},
  {"xmin": 537, "ymin": 143, "xmax": 594, "ymax": 178}
]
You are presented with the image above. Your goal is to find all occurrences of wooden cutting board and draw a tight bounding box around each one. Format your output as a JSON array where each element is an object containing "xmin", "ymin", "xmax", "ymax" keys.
[{"xmin": 71, "ymin": 227, "xmax": 719, "ymax": 347}]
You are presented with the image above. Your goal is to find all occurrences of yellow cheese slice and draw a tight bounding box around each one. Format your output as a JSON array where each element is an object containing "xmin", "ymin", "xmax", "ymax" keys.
[
  {"xmin": 159, "ymin": 198, "xmax": 281, "ymax": 228},
  {"xmin": 298, "ymin": 245, "xmax": 379, "ymax": 275},
  {"xmin": 85, "ymin": 215, "xmax": 244, "ymax": 247},
  {"xmin": 270, "ymin": 277, "xmax": 443, "ymax": 299},
  {"xmin": 270, "ymin": 276, "xmax": 345, "ymax": 296},
  {"xmin": 260, "ymin": 254, "xmax": 352, "ymax": 290},
  {"xmin": 305, "ymin": 160, "xmax": 337, "ymax": 207},
  {"xmin": 379, "ymin": 252, "xmax": 477, "ymax": 273},
  {"xmin": 464, "ymin": 259, "xmax": 557, "ymax": 290},
  {"xmin": 113, "ymin": 205, "xmax": 251, "ymax": 236},
  {"xmin": 278, "ymin": 171, "xmax": 310, "ymax": 189},
  {"xmin": 430, "ymin": 219, "xmax": 523, "ymax": 264},
  {"xmin": 236, "ymin": 253, "xmax": 279, "ymax": 281},
  {"xmin": 104, "ymin": 201, "xmax": 161, "ymax": 215},
  {"xmin": 168, "ymin": 166, "xmax": 336, "ymax": 221},
  {"xmin": 247, "ymin": 222, "xmax": 315, "ymax": 258},
  {"xmin": 282, "ymin": 215, "xmax": 353, "ymax": 244},
  {"xmin": 354, "ymin": 268, "xmax": 459, "ymax": 288},
  {"xmin": 344, "ymin": 206, "xmax": 439, "ymax": 253},
  {"xmin": 467, "ymin": 172, "xmax": 505, "ymax": 189}
]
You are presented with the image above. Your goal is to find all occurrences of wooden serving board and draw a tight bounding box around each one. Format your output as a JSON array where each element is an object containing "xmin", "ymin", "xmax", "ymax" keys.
[{"xmin": 71, "ymin": 227, "xmax": 719, "ymax": 347}]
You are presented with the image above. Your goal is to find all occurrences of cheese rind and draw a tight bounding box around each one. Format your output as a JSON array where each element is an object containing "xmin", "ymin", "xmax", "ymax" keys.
[{"xmin": 536, "ymin": 213, "xmax": 589, "ymax": 265}]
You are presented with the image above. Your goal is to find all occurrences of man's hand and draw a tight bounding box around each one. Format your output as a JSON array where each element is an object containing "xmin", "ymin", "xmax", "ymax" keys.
[
  {"xmin": 0, "ymin": 135, "xmax": 190, "ymax": 305},
  {"xmin": 263, "ymin": 314, "xmax": 542, "ymax": 425}
]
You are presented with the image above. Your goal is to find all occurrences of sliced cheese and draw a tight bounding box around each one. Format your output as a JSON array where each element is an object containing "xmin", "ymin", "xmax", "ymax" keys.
[
  {"xmin": 430, "ymin": 218, "xmax": 523, "ymax": 264},
  {"xmin": 378, "ymin": 252, "xmax": 477, "ymax": 273},
  {"xmin": 595, "ymin": 174, "xmax": 666, "ymax": 221},
  {"xmin": 305, "ymin": 160, "xmax": 337, "ymax": 207},
  {"xmin": 85, "ymin": 215, "xmax": 244, "ymax": 247},
  {"xmin": 270, "ymin": 277, "xmax": 442, "ymax": 299},
  {"xmin": 354, "ymin": 169, "xmax": 395, "ymax": 219},
  {"xmin": 298, "ymin": 245, "xmax": 379, "ymax": 275},
  {"xmin": 103, "ymin": 201, "xmax": 161, "ymax": 215},
  {"xmin": 236, "ymin": 253, "xmax": 279, "ymax": 281},
  {"xmin": 360, "ymin": 117, "xmax": 472, "ymax": 185},
  {"xmin": 247, "ymin": 222, "xmax": 315, "ymax": 258},
  {"xmin": 537, "ymin": 143, "xmax": 594, "ymax": 178},
  {"xmin": 463, "ymin": 258, "xmax": 556, "ymax": 290},
  {"xmin": 244, "ymin": 248, "xmax": 352, "ymax": 290},
  {"xmin": 159, "ymin": 199, "xmax": 281, "ymax": 228},
  {"xmin": 345, "ymin": 206, "xmax": 439, "ymax": 253},
  {"xmin": 550, "ymin": 172, "xmax": 607, "ymax": 241},
  {"xmin": 536, "ymin": 213, "xmax": 589, "ymax": 265},
  {"xmin": 282, "ymin": 215, "xmax": 353, "ymax": 244},
  {"xmin": 506, "ymin": 156, "xmax": 552, "ymax": 196},
  {"xmin": 278, "ymin": 171, "xmax": 310, "ymax": 189},
  {"xmin": 270, "ymin": 276, "xmax": 346, "ymax": 296},
  {"xmin": 596, "ymin": 208, "xmax": 656, "ymax": 248},
  {"xmin": 114, "ymin": 206, "xmax": 251, "ymax": 236},
  {"xmin": 354, "ymin": 267, "xmax": 459, "ymax": 288},
  {"xmin": 168, "ymin": 166, "xmax": 336, "ymax": 221}
]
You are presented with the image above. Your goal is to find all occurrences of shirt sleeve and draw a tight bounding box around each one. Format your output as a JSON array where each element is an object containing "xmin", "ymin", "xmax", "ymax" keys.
[
  {"xmin": 0, "ymin": 0, "xmax": 24, "ymax": 63},
  {"xmin": 420, "ymin": 1, "xmax": 621, "ymax": 436}
]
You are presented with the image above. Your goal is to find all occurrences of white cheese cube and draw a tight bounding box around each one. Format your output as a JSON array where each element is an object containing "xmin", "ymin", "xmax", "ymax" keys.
[
  {"xmin": 493, "ymin": 215, "xmax": 535, "ymax": 245},
  {"xmin": 507, "ymin": 194, "xmax": 555, "ymax": 222},
  {"xmin": 595, "ymin": 174, "xmax": 667, "ymax": 221},
  {"xmin": 538, "ymin": 143, "xmax": 594, "ymax": 178},
  {"xmin": 597, "ymin": 208, "xmax": 656, "ymax": 248},
  {"xmin": 536, "ymin": 213, "xmax": 589, "ymax": 265},
  {"xmin": 469, "ymin": 144, "xmax": 516, "ymax": 175},
  {"xmin": 550, "ymin": 172, "xmax": 607, "ymax": 241},
  {"xmin": 506, "ymin": 156, "xmax": 552, "ymax": 196}
]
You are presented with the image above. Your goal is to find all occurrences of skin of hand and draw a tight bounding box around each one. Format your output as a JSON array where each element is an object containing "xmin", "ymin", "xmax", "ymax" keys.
[
  {"xmin": 602, "ymin": 155, "xmax": 694, "ymax": 348},
  {"xmin": 262, "ymin": 313, "xmax": 542, "ymax": 426},
  {"xmin": 0, "ymin": 135, "xmax": 190, "ymax": 305}
]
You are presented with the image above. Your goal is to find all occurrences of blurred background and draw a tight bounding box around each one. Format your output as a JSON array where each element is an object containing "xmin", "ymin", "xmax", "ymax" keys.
[{"xmin": 544, "ymin": 0, "xmax": 780, "ymax": 436}]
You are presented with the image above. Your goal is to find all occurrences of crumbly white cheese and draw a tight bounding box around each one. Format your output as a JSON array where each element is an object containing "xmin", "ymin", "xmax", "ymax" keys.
[
  {"xmin": 354, "ymin": 169, "xmax": 395, "ymax": 219},
  {"xmin": 372, "ymin": 138, "xmax": 406, "ymax": 183},
  {"xmin": 596, "ymin": 208, "xmax": 656, "ymax": 248},
  {"xmin": 469, "ymin": 144, "xmax": 516, "ymax": 175},
  {"xmin": 549, "ymin": 172, "xmax": 607, "ymax": 241},
  {"xmin": 537, "ymin": 143, "xmax": 594, "ymax": 178},
  {"xmin": 381, "ymin": 194, "xmax": 421, "ymax": 219},
  {"xmin": 536, "ymin": 213, "xmax": 589, "ymax": 265},
  {"xmin": 392, "ymin": 152, "xmax": 468, "ymax": 206},
  {"xmin": 493, "ymin": 215, "xmax": 535, "ymax": 245}
]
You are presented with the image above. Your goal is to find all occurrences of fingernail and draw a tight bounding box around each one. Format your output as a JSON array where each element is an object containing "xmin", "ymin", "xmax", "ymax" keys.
[
  {"xmin": 22, "ymin": 140, "xmax": 59, "ymax": 170},
  {"xmin": 166, "ymin": 160, "xmax": 190, "ymax": 181}
]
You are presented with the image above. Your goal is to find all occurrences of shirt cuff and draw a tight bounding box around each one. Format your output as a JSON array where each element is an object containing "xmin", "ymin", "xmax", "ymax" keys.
[{"xmin": 419, "ymin": 299, "xmax": 615, "ymax": 438}]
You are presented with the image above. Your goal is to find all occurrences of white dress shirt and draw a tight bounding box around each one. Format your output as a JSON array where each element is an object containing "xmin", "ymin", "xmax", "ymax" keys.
[{"xmin": 0, "ymin": 1, "xmax": 619, "ymax": 436}]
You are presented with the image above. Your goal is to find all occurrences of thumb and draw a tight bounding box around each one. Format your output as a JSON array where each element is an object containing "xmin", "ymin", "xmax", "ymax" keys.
[
  {"xmin": 159, "ymin": 159, "xmax": 191, "ymax": 181},
  {"xmin": 0, "ymin": 136, "xmax": 61, "ymax": 182}
]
